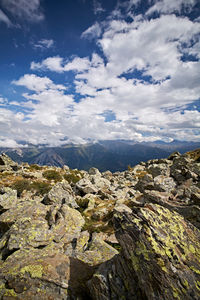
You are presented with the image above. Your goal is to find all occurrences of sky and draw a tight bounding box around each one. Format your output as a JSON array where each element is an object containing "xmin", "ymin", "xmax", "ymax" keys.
[{"xmin": 0, "ymin": 0, "xmax": 200, "ymax": 147}]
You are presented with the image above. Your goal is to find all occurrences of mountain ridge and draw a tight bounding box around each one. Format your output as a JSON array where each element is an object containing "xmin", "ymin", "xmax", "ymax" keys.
[{"xmin": 1, "ymin": 140, "xmax": 199, "ymax": 172}]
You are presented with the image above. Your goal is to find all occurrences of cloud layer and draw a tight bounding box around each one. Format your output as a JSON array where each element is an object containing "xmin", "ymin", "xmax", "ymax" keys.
[
  {"xmin": 0, "ymin": 0, "xmax": 44, "ymax": 26},
  {"xmin": 1, "ymin": 0, "xmax": 200, "ymax": 147}
]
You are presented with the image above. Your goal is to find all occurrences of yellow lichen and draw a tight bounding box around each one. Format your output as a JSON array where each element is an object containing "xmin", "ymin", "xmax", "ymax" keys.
[
  {"xmin": 130, "ymin": 253, "xmax": 140, "ymax": 272},
  {"xmin": 4, "ymin": 289, "xmax": 18, "ymax": 297},
  {"xmin": 20, "ymin": 264, "xmax": 44, "ymax": 278},
  {"xmin": 190, "ymin": 266, "xmax": 200, "ymax": 275},
  {"xmin": 195, "ymin": 281, "xmax": 200, "ymax": 291},
  {"xmin": 135, "ymin": 242, "xmax": 150, "ymax": 261},
  {"xmin": 157, "ymin": 258, "xmax": 168, "ymax": 273}
]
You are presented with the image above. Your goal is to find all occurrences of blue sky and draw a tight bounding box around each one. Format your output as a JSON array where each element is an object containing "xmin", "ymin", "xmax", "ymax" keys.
[{"xmin": 0, "ymin": 0, "xmax": 200, "ymax": 147}]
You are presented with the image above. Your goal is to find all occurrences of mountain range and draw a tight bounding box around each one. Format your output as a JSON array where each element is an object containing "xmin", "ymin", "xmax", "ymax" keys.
[{"xmin": 0, "ymin": 140, "xmax": 199, "ymax": 172}]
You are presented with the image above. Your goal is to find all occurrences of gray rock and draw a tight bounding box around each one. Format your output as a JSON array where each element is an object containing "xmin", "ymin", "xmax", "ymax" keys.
[
  {"xmin": 76, "ymin": 178, "xmax": 98, "ymax": 195},
  {"xmin": 0, "ymin": 187, "xmax": 18, "ymax": 210},
  {"xmin": 88, "ymin": 167, "xmax": 101, "ymax": 176},
  {"xmin": 148, "ymin": 163, "xmax": 170, "ymax": 177},
  {"xmin": 43, "ymin": 180, "xmax": 78, "ymax": 208},
  {"xmin": 154, "ymin": 175, "xmax": 176, "ymax": 192}
]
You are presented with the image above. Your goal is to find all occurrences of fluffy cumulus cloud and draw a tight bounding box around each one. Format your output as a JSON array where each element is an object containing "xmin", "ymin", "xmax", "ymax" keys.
[
  {"xmin": 1, "ymin": 0, "xmax": 200, "ymax": 146},
  {"xmin": 31, "ymin": 56, "xmax": 91, "ymax": 73},
  {"xmin": 12, "ymin": 74, "xmax": 66, "ymax": 92}
]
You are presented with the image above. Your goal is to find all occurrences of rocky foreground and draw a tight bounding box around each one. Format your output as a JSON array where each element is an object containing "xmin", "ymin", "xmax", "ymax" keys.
[{"xmin": 0, "ymin": 150, "xmax": 200, "ymax": 299}]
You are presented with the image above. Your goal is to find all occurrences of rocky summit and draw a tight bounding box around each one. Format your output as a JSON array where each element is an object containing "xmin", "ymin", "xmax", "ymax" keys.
[{"xmin": 0, "ymin": 150, "xmax": 200, "ymax": 299}]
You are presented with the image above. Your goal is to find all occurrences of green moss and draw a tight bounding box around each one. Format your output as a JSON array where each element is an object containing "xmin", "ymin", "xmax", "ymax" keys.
[{"xmin": 42, "ymin": 170, "xmax": 62, "ymax": 182}]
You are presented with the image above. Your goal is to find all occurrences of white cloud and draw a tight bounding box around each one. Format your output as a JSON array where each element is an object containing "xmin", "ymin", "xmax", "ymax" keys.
[
  {"xmin": 22, "ymin": 89, "xmax": 74, "ymax": 126},
  {"xmin": 0, "ymin": 138, "xmax": 24, "ymax": 148},
  {"xmin": 31, "ymin": 56, "xmax": 91, "ymax": 73},
  {"xmin": 1, "ymin": 1, "xmax": 200, "ymax": 146},
  {"xmin": 99, "ymin": 15, "xmax": 200, "ymax": 80},
  {"xmin": 0, "ymin": 0, "xmax": 44, "ymax": 22},
  {"xmin": 31, "ymin": 56, "xmax": 64, "ymax": 72},
  {"xmin": 33, "ymin": 39, "xmax": 54, "ymax": 50},
  {"xmin": 12, "ymin": 74, "xmax": 66, "ymax": 92},
  {"xmin": 0, "ymin": 9, "xmax": 12, "ymax": 26},
  {"xmin": 93, "ymin": 0, "xmax": 105, "ymax": 15},
  {"xmin": 64, "ymin": 57, "xmax": 91, "ymax": 72},
  {"xmin": 147, "ymin": 0, "xmax": 198, "ymax": 15},
  {"xmin": 0, "ymin": 96, "xmax": 8, "ymax": 104},
  {"xmin": 81, "ymin": 22, "xmax": 102, "ymax": 39}
]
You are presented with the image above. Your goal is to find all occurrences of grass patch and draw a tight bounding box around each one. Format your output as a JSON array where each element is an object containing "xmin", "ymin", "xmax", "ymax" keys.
[
  {"xmin": 10, "ymin": 178, "xmax": 51, "ymax": 197},
  {"xmin": 29, "ymin": 164, "xmax": 43, "ymax": 171},
  {"xmin": 133, "ymin": 170, "xmax": 148, "ymax": 179},
  {"xmin": 11, "ymin": 179, "xmax": 31, "ymax": 197},
  {"xmin": 82, "ymin": 216, "xmax": 114, "ymax": 234},
  {"xmin": 31, "ymin": 181, "xmax": 51, "ymax": 196},
  {"xmin": 186, "ymin": 149, "xmax": 200, "ymax": 161},
  {"xmin": 42, "ymin": 169, "xmax": 62, "ymax": 182},
  {"xmin": 127, "ymin": 165, "xmax": 134, "ymax": 171}
]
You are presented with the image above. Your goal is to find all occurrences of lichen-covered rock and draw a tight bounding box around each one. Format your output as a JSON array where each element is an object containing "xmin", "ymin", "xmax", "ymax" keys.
[
  {"xmin": 45, "ymin": 203, "xmax": 85, "ymax": 244},
  {"xmin": 0, "ymin": 153, "xmax": 19, "ymax": 172},
  {"xmin": 88, "ymin": 167, "xmax": 101, "ymax": 176},
  {"xmin": 43, "ymin": 180, "xmax": 78, "ymax": 208},
  {"xmin": 88, "ymin": 204, "xmax": 200, "ymax": 299},
  {"xmin": 0, "ymin": 187, "xmax": 18, "ymax": 210},
  {"xmin": 76, "ymin": 178, "xmax": 98, "ymax": 195},
  {"xmin": 134, "ymin": 173, "xmax": 154, "ymax": 192},
  {"xmin": 0, "ymin": 151, "xmax": 200, "ymax": 299},
  {"xmin": 153, "ymin": 175, "xmax": 176, "ymax": 192},
  {"xmin": 76, "ymin": 233, "xmax": 118, "ymax": 266},
  {"xmin": 148, "ymin": 163, "xmax": 170, "ymax": 177},
  {"xmin": 0, "ymin": 245, "xmax": 70, "ymax": 299}
]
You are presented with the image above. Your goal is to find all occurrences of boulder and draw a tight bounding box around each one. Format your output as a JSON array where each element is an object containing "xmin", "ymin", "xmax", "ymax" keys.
[
  {"xmin": 0, "ymin": 153, "xmax": 19, "ymax": 172},
  {"xmin": 134, "ymin": 173, "xmax": 154, "ymax": 192},
  {"xmin": 148, "ymin": 163, "xmax": 170, "ymax": 177},
  {"xmin": 76, "ymin": 233, "xmax": 118, "ymax": 266},
  {"xmin": 42, "ymin": 180, "xmax": 78, "ymax": 208},
  {"xmin": 88, "ymin": 203, "xmax": 200, "ymax": 299},
  {"xmin": 0, "ymin": 244, "xmax": 79, "ymax": 299},
  {"xmin": 88, "ymin": 167, "xmax": 101, "ymax": 176},
  {"xmin": 153, "ymin": 175, "xmax": 176, "ymax": 192},
  {"xmin": 0, "ymin": 187, "xmax": 18, "ymax": 211},
  {"xmin": 76, "ymin": 178, "xmax": 98, "ymax": 195}
]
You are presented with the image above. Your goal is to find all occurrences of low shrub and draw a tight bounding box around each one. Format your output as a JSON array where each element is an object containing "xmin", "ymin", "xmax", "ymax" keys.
[
  {"xmin": 63, "ymin": 170, "xmax": 83, "ymax": 184},
  {"xmin": 29, "ymin": 164, "xmax": 43, "ymax": 171},
  {"xmin": 11, "ymin": 179, "xmax": 31, "ymax": 196},
  {"xmin": 42, "ymin": 170, "xmax": 62, "ymax": 182},
  {"xmin": 31, "ymin": 181, "xmax": 51, "ymax": 195}
]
